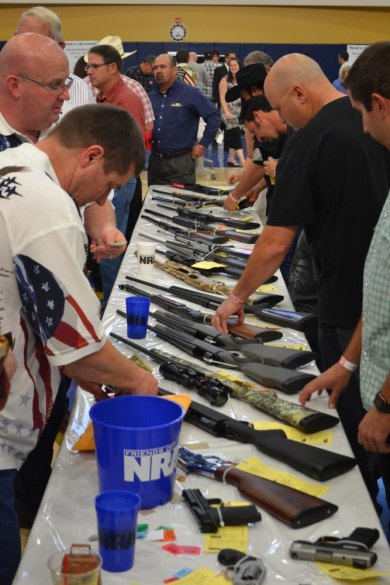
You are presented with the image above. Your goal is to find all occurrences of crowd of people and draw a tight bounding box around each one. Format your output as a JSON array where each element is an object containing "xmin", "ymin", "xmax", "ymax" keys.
[{"xmin": 0, "ymin": 5, "xmax": 389, "ymax": 584}]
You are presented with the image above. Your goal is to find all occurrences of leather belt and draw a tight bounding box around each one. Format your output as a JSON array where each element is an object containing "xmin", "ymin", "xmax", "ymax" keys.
[{"xmin": 152, "ymin": 149, "xmax": 192, "ymax": 159}]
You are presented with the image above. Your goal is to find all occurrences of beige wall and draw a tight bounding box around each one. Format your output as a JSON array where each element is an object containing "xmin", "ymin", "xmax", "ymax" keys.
[{"xmin": 0, "ymin": 4, "xmax": 389, "ymax": 43}]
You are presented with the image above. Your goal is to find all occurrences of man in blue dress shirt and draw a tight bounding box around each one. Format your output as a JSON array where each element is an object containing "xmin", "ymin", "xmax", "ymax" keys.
[{"xmin": 148, "ymin": 53, "xmax": 220, "ymax": 186}]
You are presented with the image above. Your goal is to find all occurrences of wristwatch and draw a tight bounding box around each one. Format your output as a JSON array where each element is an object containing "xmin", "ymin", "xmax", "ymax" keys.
[{"xmin": 374, "ymin": 391, "xmax": 390, "ymax": 413}]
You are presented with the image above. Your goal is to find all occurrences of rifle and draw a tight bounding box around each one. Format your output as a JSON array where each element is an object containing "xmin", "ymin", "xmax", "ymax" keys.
[
  {"xmin": 141, "ymin": 213, "xmax": 229, "ymax": 245},
  {"xmin": 142, "ymin": 233, "xmax": 249, "ymax": 270},
  {"xmin": 109, "ymin": 331, "xmax": 229, "ymax": 406},
  {"xmin": 150, "ymin": 309, "xmax": 317, "ymax": 369},
  {"xmin": 148, "ymin": 321, "xmax": 317, "ymax": 393},
  {"xmin": 140, "ymin": 231, "xmax": 279, "ymax": 286},
  {"xmin": 169, "ymin": 182, "xmax": 232, "ymax": 196},
  {"xmin": 177, "ymin": 447, "xmax": 339, "ymax": 528},
  {"xmin": 125, "ymin": 276, "xmax": 315, "ymax": 334},
  {"xmin": 157, "ymin": 390, "xmax": 356, "ymax": 481},
  {"xmin": 151, "ymin": 194, "xmax": 226, "ymax": 209},
  {"xmin": 153, "ymin": 202, "xmax": 261, "ymax": 231},
  {"xmin": 110, "ymin": 333, "xmax": 339, "ymax": 433},
  {"xmin": 181, "ymin": 488, "xmax": 261, "ymax": 533},
  {"xmin": 142, "ymin": 210, "xmax": 259, "ymax": 244},
  {"xmin": 153, "ymin": 259, "xmax": 234, "ymax": 296},
  {"xmin": 156, "ymin": 247, "xmax": 244, "ymax": 279},
  {"xmin": 118, "ymin": 283, "xmax": 282, "ymax": 342},
  {"xmin": 125, "ymin": 275, "xmax": 284, "ymax": 313},
  {"xmin": 139, "ymin": 231, "xmax": 260, "ymax": 264}
]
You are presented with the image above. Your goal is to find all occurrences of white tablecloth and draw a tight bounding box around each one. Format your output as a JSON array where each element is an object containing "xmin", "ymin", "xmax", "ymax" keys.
[{"xmin": 14, "ymin": 185, "xmax": 390, "ymax": 585}]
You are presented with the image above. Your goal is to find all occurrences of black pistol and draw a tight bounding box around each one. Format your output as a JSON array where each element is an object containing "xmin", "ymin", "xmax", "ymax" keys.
[{"xmin": 182, "ymin": 488, "xmax": 261, "ymax": 533}]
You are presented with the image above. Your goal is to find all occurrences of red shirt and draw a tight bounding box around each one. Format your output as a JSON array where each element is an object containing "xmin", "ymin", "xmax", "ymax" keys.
[{"xmin": 96, "ymin": 77, "xmax": 145, "ymax": 134}]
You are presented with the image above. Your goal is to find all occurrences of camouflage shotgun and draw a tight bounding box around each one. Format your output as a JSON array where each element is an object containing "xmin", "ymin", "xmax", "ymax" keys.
[{"xmin": 110, "ymin": 330, "xmax": 339, "ymax": 434}]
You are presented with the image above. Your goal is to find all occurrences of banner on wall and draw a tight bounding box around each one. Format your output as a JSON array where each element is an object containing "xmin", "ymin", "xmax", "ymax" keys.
[
  {"xmin": 65, "ymin": 41, "xmax": 98, "ymax": 72},
  {"xmin": 347, "ymin": 44, "xmax": 369, "ymax": 64}
]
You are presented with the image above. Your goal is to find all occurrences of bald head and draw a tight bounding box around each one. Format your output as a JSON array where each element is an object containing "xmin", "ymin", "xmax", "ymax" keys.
[
  {"xmin": 264, "ymin": 53, "xmax": 343, "ymax": 130},
  {"xmin": 0, "ymin": 34, "xmax": 70, "ymax": 142},
  {"xmin": 0, "ymin": 33, "xmax": 67, "ymax": 79},
  {"xmin": 153, "ymin": 54, "xmax": 177, "ymax": 92}
]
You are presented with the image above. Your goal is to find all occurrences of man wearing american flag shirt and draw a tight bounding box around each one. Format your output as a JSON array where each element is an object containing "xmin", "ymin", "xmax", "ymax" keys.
[{"xmin": 0, "ymin": 104, "xmax": 157, "ymax": 585}]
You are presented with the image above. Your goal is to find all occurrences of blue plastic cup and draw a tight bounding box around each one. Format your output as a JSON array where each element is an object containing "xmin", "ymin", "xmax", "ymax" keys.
[
  {"xmin": 90, "ymin": 396, "xmax": 185, "ymax": 509},
  {"xmin": 95, "ymin": 490, "xmax": 140, "ymax": 572},
  {"xmin": 125, "ymin": 296, "xmax": 150, "ymax": 339}
]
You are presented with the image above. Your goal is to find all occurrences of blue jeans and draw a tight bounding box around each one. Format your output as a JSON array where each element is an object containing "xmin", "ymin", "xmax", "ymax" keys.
[
  {"xmin": 0, "ymin": 469, "xmax": 20, "ymax": 585},
  {"xmin": 99, "ymin": 178, "xmax": 136, "ymax": 304}
]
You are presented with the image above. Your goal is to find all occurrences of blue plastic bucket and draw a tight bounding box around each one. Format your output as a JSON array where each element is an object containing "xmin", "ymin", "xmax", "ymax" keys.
[{"xmin": 90, "ymin": 396, "xmax": 184, "ymax": 509}]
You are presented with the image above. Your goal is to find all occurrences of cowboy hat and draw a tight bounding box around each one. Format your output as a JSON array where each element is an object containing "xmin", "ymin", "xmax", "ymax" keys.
[
  {"xmin": 84, "ymin": 35, "xmax": 137, "ymax": 61},
  {"xmin": 226, "ymin": 63, "xmax": 267, "ymax": 102},
  {"xmin": 98, "ymin": 35, "xmax": 137, "ymax": 59}
]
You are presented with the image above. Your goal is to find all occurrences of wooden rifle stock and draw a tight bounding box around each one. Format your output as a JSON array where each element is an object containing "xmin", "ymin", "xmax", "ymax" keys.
[
  {"xmin": 203, "ymin": 317, "xmax": 283, "ymax": 343},
  {"xmin": 215, "ymin": 465, "xmax": 338, "ymax": 529}
]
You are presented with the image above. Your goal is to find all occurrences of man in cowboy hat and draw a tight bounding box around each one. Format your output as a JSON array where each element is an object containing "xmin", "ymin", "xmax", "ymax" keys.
[{"xmin": 88, "ymin": 34, "xmax": 154, "ymax": 134}]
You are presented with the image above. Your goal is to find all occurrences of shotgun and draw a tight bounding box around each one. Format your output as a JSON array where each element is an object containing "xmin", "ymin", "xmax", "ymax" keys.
[
  {"xmin": 155, "ymin": 237, "xmax": 249, "ymax": 269},
  {"xmin": 139, "ymin": 231, "xmax": 265, "ymax": 266},
  {"xmin": 124, "ymin": 276, "xmax": 284, "ymax": 312},
  {"xmin": 177, "ymin": 447, "xmax": 338, "ymax": 528},
  {"xmin": 124, "ymin": 276, "xmax": 316, "ymax": 334},
  {"xmin": 153, "ymin": 184, "xmax": 251, "ymax": 209},
  {"xmin": 118, "ymin": 283, "xmax": 282, "ymax": 342},
  {"xmin": 156, "ymin": 247, "xmax": 244, "ymax": 279},
  {"xmin": 158, "ymin": 388, "xmax": 356, "ymax": 481},
  {"xmin": 151, "ymin": 194, "xmax": 226, "ymax": 208},
  {"xmin": 154, "ymin": 202, "xmax": 261, "ymax": 231},
  {"xmin": 147, "ymin": 321, "xmax": 317, "ymax": 393},
  {"xmin": 110, "ymin": 332, "xmax": 339, "ymax": 433},
  {"xmin": 109, "ymin": 331, "xmax": 228, "ymax": 406},
  {"xmin": 150, "ymin": 309, "xmax": 317, "ymax": 369},
  {"xmin": 140, "ymin": 213, "xmax": 229, "ymax": 245},
  {"xmin": 142, "ymin": 209, "xmax": 259, "ymax": 244},
  {"xmin": 169, "ymin": 182, "xmax": 232, "ymax": 196}
]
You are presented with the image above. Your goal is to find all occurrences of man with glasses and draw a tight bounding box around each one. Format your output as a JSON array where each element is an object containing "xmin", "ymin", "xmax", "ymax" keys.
[
  {"xmin": 211, "ymin": 53, "xmax": 390, "ymax": 509},
  {"xmin": 86, "ymin": 44, "xmax": 145, "ymax": 305},
  {"xmin": 16, "ymin": 5, "xmax": 96, "ymax": 115},
  {"xmin": 0, "ymin": 34, "xmax": 70, "ymax": 145},
  {"xmin": 0, "ymin": 31, "xmax": 132, "ymax": 543}
]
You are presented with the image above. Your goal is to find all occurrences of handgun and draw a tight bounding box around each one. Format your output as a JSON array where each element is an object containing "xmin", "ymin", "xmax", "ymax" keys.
[
  {"xmin": 290, "ymin": 528, "xmax": 380, "ymax": 569},
  {"xmin": 182, "ymin": 488, "xmax": 261, "ymax": 533}
]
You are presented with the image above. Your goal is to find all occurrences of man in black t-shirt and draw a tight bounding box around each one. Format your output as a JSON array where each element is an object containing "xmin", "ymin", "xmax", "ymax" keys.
[{"xmin": 212, "ymin": 53, "xmax": 390, "ymax": 504}]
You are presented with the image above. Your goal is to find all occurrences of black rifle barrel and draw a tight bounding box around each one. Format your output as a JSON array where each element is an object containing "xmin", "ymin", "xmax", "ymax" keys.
[{"xmin": 157, "ymin": 388, "xmax": 356, "ymax": 482}]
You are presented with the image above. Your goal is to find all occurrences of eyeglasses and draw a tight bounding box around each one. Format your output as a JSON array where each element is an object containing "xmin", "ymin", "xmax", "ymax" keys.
[
  {"xmin": 17, "ymin": 74, "xmax": 74, "ymax": 93},
  {"xmin": 84, "ymin": 62, "xmax": 113, "ymax": 72}
]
